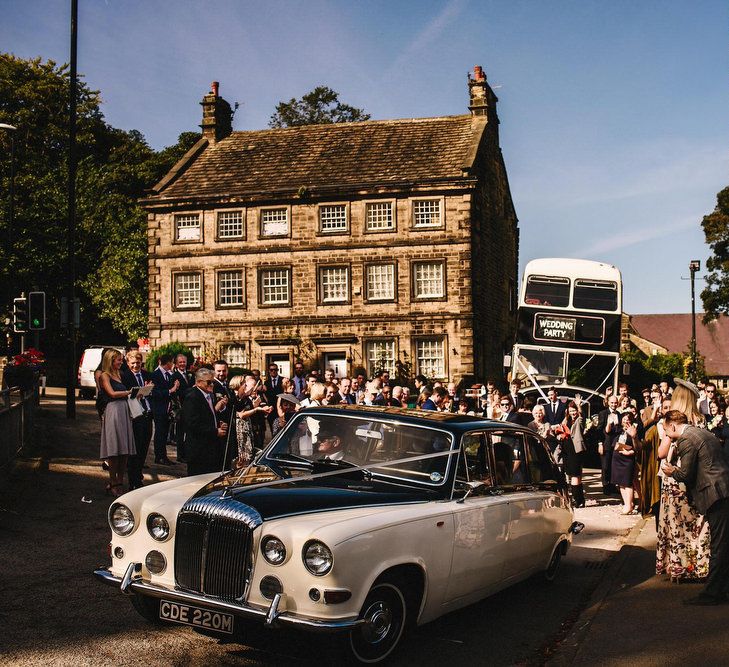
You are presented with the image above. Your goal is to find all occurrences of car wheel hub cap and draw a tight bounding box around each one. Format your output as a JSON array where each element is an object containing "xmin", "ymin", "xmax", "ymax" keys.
[{"xmin": 363, "ymin": 602, "xmax": 392, "ymax": 642}]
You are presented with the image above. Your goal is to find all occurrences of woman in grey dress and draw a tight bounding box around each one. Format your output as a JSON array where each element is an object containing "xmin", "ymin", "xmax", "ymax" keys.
[{"xmin": 98, "ymin": 348, "xmax": 135, "ymax": 496}]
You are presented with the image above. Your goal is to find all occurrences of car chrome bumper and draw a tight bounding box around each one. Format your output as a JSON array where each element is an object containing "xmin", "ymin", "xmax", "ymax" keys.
[{"xmin": 94, "ymin": 564, "xmax": 363, "ymax": 632}]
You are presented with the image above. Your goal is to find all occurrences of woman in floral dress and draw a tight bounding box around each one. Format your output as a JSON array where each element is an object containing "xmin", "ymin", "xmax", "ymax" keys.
[{"xmin": 655, "ymin": 380, "xmax": 711, "ymax": 581}]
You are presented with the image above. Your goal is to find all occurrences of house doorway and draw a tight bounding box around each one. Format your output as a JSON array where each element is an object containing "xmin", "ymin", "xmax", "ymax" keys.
[
  {"xmin": 323, "ymin": 352, "xmax": 347, "ymax": 379},
  {"xmin": 266, "ymin": 354, "xmax": 291, "ymax": 379}
]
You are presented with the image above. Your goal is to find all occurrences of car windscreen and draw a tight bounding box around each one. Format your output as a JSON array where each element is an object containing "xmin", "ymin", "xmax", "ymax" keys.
[{"xmin": 264, "ymin": 413, "xmax": 454, "ymax": 486}]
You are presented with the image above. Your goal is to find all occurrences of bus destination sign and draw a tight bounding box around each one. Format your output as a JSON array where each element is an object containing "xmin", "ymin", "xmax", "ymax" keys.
[{"xmin": 534, "ymin": 314, "xmax": 577, "ymax": 341}]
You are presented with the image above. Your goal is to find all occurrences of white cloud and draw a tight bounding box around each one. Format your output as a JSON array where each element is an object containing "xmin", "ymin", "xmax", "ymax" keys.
[{"xmin": 384, "ymin": 0, "xmax": 468, "ymax": 78}]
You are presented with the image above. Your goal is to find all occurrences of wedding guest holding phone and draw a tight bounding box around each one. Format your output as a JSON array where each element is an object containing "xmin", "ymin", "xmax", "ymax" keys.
[
  {"xmin": 98, "ymin": 349, "xmax": 136, "ymax": 496},
  {"xmin": 554, "ymin": 401, "xmax": 586, "ymax": 508}
]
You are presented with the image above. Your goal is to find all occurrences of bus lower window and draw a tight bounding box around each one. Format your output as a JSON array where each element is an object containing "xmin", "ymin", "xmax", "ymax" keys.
[
  {"xmin": 525, "ymin": 276, "xmax": 570, "ymax": 307},
  {"xmin": 516, "ymin": 349, "xmax": 565, "ymax": 383},
  {"xmin": 573, "ymin": 280, "xmax": 618, "ymax": 311}
]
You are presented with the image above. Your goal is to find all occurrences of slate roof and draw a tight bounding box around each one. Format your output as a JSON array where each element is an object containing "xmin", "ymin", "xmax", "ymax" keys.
[
  {"xmin": 146, "ymin": 115, "xmax": 486, "ymax": 202},
  {"xmin": 630, "ymin": 313, "xmax": 729, "ymax": 376}
]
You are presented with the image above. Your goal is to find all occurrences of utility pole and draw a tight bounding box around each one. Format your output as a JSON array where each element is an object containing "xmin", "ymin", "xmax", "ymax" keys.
[
  {"xmin": 0, "ymin": 123, "xmax": 16, "ymax": 336},
  {"xmin": 689, "ymin": 259, "xmax": 700, "ymax": 383},
  {"xmin": 66, "ymin": 0, "xmax": 78, "ymax": 419}
]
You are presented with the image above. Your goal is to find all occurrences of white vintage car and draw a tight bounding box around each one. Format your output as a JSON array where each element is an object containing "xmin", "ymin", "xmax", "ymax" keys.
[{"xmin": 95, "ymin": 406, "xmax": 580, "ymax": 663}]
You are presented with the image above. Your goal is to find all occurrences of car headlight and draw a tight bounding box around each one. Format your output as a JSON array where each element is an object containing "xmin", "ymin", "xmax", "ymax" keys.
[
  {"xmin": 303, "ymin": 540, "xmax": 333, "ymax": 576},
  {"xmin": 110, "ymin": 503, "xmax": 135, "ymax": 536},
  {"xmin": 261, "ymin": 535, "xmax": 287, "ymax": 565},
  {"xmin": 146, "ymin": 513, "xmax": 170, "ymax": 541}
]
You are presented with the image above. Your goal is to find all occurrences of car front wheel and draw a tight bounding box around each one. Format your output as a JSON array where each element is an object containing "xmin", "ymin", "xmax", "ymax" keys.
[
  {"xmin": 349, "ymin": 580, "xmax": 408, "ymax": 664},
  {"xmin": 544, "ymin": 543, "xmax": 563, "ymax": 582}
]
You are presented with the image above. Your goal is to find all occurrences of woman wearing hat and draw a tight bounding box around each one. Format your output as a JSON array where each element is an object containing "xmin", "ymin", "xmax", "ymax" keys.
[{"xmin": 655, "ymin": 378, "xmax": 711, "ymax": 582}]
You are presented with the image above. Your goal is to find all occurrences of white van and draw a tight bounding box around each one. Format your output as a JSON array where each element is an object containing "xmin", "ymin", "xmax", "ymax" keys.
[{"xmin": 77, "ymin": 345, "xmax": 124, "ymax": 399}]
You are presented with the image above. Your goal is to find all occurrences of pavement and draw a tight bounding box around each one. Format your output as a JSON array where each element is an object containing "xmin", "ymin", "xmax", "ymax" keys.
[{"xmin": 4, "ymin": 388, "xmax": 728, "ymax": 666}]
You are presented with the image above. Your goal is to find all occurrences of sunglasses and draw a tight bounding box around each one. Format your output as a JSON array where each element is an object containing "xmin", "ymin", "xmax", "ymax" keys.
[{"xmin": 500, "ymin": 402, "xmax": 511, "ymax": 407}]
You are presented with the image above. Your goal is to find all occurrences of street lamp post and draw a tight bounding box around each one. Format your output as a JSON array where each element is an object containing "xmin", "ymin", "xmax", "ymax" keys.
[{"xmin": 689, "ymin": 260, "xmax": 700, "ymax": 382}]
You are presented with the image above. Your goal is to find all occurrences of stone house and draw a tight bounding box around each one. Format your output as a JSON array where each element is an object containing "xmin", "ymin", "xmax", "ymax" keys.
[{"xmin": 141, "ymin": 67, "xmax": 518, "ymax": 382}]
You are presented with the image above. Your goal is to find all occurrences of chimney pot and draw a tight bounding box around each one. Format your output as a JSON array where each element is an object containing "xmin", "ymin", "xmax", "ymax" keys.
[
  {"xmin": 211, "ymin": 81, "xmax": 219, "ymax": 97},
  {"xmin": 473, "ymin": 65, "xmax": 485, "ymax": 81}
]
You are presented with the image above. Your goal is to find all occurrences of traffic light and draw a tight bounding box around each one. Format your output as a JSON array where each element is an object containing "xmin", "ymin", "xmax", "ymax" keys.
[
  {"xmin": 13, "ymin": 297, "xmax": 27, "ymax": 333},
  {"xmin": 28, "ymin": 291, "xmax": 46, "ymax": 330}
]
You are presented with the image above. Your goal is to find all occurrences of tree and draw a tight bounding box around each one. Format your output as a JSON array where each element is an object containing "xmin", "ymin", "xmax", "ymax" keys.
[
  {"xmin": 0, "ymin": 53, "xmax": 199, "ymax": 355},
  {"xmin": 269, "ymin": 86, "xmax": 369, "ymax": 128},
  {"xmin": 701, "ymin": 186, "xmax": 729, "ymax": 322}
]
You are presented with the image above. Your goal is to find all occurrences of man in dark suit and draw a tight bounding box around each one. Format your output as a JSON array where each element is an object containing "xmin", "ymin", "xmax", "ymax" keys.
[
  {"xmin": 172, "ymin": 353, "xmax": 194, "ymax": 462},
  {"xmin": 662, "ymin": 410, "xmax": 729, "ymax": 605},
  {"xmin": 544, "ymin": 387, "xmax": 566, "ymax": 425},
  {"xmin": 181, "ymin": 368, "xmax": 229, "ymax": 476},
  {"xmin": 264, "ymin": 363, "xmax": 286, "ymax": 434},
  {"xmin": 212, "ymin": 359, "xmax": 234, "ymax": 423},
  {"xmin": 508, "ymin": 379, "xmax": 524, "ymax": 411},
  {"xmin": 595, "ymin": 394, "xmax": 620, "ymax": 494},
  {"xmin": 498, "ymin": 396, "xmax": 521, "ymax": 424},
  {"xmin": 121, "ymin": 350, "xmax": 153, "ymax": 489},
  {"xmin": 150, "ymin": 353, "xmax": 180, "ymax": 465}
]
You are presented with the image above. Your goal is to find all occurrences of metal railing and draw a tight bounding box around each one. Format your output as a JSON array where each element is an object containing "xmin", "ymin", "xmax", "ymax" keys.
[{"xmin": 0, "ymin": 383, "xmax": 39, "ymax": 470}]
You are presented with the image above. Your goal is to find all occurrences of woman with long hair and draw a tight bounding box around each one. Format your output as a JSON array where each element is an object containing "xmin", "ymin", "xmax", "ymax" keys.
[
  {"xmin": 554, "ymin": 401, "xmax": 586, "ymax": 508},
  {"xmin": 656, "ymin": 379, "xmax": 711, "ymax": 582},
  {"xmin": 98, "ymin": 348, "xmax": 135, "ymax": 496},
  {"xmin": 230, "ymin": 375, "xmax": 273, "ymax": 468}
]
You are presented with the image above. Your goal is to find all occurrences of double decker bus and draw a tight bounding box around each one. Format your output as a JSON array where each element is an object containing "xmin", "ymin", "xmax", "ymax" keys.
[{"xmin": 509, "ymin": 258, "xmax": 622, "ymax": 407}]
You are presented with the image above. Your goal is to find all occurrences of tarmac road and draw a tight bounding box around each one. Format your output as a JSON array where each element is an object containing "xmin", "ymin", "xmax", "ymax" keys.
[{"xmin": 0, "ymin": 390, "xmax": 640, "ymax": 666}]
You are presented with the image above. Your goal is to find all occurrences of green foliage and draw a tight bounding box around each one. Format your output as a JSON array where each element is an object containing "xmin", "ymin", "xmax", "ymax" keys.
[
  {"xmin": 145, "ymin": 342, "xmax": 194, "ymax": 372},
  {"xmin": 0, "ymin": 54, "xmax": 200, "ymax": 352},
  {"xmin": 269, "ymin": 86, "xmax": 370, "ymax": 128},
  {"xmin": 701, "ymin": 186, "xmax": 729, "ymax": 322},
  {"xmin": 620, "ymin": 348, "xmax": 703, "ymax": 394}
]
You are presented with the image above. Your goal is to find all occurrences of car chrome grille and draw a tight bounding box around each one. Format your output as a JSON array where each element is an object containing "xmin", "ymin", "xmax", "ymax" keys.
[{"xmin": 174, "ymin": 495, "xmax": 262, "ymax": 602}]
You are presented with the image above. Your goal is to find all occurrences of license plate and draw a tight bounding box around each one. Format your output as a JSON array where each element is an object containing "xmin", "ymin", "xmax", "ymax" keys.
[{"xmin": 159, "ymin": 600, "xmax": 234, "ymax": 634}]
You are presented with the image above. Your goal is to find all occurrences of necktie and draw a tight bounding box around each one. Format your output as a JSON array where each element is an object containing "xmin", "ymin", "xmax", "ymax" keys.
[{"xmin": 205, "ymin": 392, "xmax": 217, "ymax": 424}]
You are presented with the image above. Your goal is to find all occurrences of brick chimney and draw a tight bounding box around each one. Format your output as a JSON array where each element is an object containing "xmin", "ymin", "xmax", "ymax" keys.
[
  {"xmin": 200, "ymin": 81, "xmax": 233, "ymax": 144},
  {"xmin": 468, "ymin": 65, "xmax": 498, "ymax": 123}
]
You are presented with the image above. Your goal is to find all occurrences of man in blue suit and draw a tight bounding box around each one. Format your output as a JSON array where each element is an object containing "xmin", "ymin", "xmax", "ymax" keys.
[{"xmin": 150, "ymin": 353, "xmax": 180, "ymax": 465}]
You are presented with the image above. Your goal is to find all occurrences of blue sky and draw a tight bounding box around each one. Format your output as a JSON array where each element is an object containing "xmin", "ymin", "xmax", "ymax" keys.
[{"xmin": 2, "ymin": 0, "xmax": 728, "ymax": 313}]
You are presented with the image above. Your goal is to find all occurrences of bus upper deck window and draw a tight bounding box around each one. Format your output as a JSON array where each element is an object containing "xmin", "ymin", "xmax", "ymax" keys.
[
  {"xmin": 573, "ymin": 280, "xmax": 618, "ymax": 311},
  {"xmin": 524, "ymin": 276, "xmax": 570, "ymax": 307}
]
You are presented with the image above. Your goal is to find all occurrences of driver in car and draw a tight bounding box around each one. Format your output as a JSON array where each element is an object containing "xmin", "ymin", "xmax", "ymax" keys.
[{"xmin": 316, "ymin": 428, "xmax": 346, "ymax": 461}]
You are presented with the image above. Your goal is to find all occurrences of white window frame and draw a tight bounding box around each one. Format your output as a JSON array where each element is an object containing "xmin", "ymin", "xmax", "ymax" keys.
[
  {"xmin": 260, "ymin": 268, "xmax": 291, "ymax": 306},
  {"xmin": 366, "ymin": 263, "xmax": 396, "ymax": 302},
  {"xmin": 412, "ymin": 198, "xmax": 443, "ymax": 228},
  {"xmin": 173, "ymin": 272, "xmax": 203, "ymax": 309},
  {"xmin": 319, "ymin": 203, "xmax": 349, "ymax": 234},
  {"xmin": 174, "ymin": 213, "xmax": 201, "ymax": 242},
  {"xmin": 216, "ymin": 269, "xmax": 245, "ymax": 308},
  {"xmin": 319, "ymin": 266, "xmax": 350, "ymax": 304},
  {"xmin": 413, "ymin": 261, "xmax": 445, "ymax": 299},
  {"xmin": 366, "ymin": 339, "xmax": 397, "ymax": 377},
  {"xmin": 365, "ymin": 201, "xmax": 395, "ymax": 232},
  {"xmin": 221, "ymin": 344, "xmax": 248, "ymax": 368},
  {"xmin": 260, "ymin": 207, "xmax": 290, "ymax": 238},
  {"xmin": 416, "ymin": 338, "xmax": 446, "ymax": 379},
  {"xmin": 216, "ymin": 210, "xmax": 245, "ymax": 240}
]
